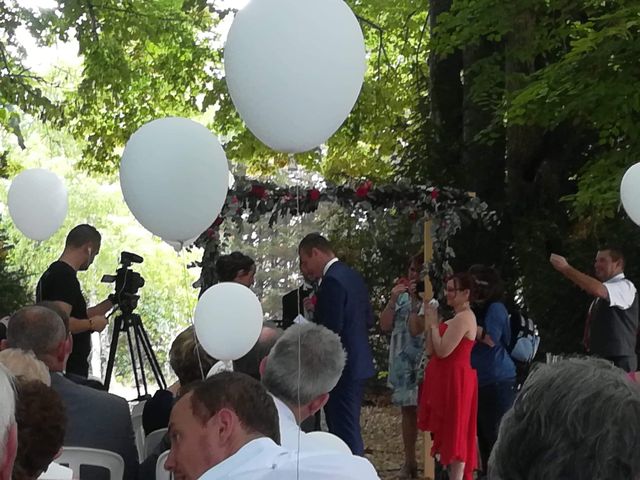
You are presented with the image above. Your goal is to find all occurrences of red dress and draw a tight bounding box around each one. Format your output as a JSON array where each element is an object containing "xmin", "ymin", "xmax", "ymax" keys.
[{"xmin": 418, "ymin": 323, "xmax": 478, "ymax": 480}]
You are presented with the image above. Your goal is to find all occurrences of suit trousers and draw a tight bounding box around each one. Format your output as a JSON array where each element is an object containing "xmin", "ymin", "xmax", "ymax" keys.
[{"xmin": 324, "ymin": 374, "xmax": 366, "ymax": 456}]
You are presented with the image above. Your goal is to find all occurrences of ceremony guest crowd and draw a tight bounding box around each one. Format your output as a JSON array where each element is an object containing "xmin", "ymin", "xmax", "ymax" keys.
[{"xmin": 1, "ymin": 225, "xmax": 640, "ymax": 480}]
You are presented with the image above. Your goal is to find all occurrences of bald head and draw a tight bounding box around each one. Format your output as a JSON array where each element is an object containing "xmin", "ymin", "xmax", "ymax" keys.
[
  {"xmin": 6, "ymin": 306, "xmax": 66, "ymax": 357},
  {"xmin": 233, "ymin": 323, "xmax": 283, "ymax": 380}
]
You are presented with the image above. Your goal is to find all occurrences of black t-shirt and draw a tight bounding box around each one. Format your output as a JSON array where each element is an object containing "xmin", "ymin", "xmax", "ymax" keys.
[{"xmin": 36, "ymin": 261, "xmax": 91, "ymax": 377}]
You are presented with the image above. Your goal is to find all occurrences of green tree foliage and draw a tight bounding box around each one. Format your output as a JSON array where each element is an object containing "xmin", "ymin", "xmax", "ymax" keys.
[
  {"xmin": 409, "ymin": 0, "xmax": 640, "ymax": 354},
  {"xmin": 1, "ymin": 0, "xmax": 428, "ymax": 183}
]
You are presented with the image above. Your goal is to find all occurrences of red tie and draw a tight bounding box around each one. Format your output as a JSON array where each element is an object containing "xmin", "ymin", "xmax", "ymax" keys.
[{"xmin": 583, "ymin": 299, "xmax": 598, "ymax": 351}]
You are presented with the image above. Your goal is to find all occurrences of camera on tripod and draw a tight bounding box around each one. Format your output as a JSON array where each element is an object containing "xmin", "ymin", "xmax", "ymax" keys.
[{"xmin": 101, "ymin": 251, "xmax": 145, "ymax": 313}]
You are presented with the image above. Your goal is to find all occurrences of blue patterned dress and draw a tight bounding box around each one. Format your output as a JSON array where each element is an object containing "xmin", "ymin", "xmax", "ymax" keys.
[{"xmin": 388, "ymin": 292, "xmax": 425, "ymax": 406}]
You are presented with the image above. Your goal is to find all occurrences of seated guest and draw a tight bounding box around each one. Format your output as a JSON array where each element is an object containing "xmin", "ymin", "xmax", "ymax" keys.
[
  {"xmin": 0, "ymin": 365, "xmax": 17, "ymax": 480},
  {"xmin": 0, "ymin": 349, "xmax": 50, "ymax": 386},
  {"xmin": 489, "ymin": 357, "xmax": 640, "ymax": 480},
  {"xmin": 34, "ymin": 302, "xmax": 105, "ymax": 391},
  {"xmin": 4, "ymin": 306, "xmax": 138, "ymax": 480},
  {"xmin": 216, "ymin": 252, "xmax": 256, "ymax": 287},
  {"xmin": 12, "ymin": 380, "xmax": 66, "ymax": 480},
  {"xmin": 233, "ymin": 322, "xmax": 282, "ymax": 381},
  {"xmin": 143, "ymin": 325, "xmax": 217, "ymax": 435},
  {"xmin": 139, "ymin": 326, "xmax": 218, "ymax": 479},
  {"xmin": 164, "ymin": 372, "xmax": 379, "ymax": 480},
  {"xmin": 260, "ymin": 323, "xmax": 345, "ymax": 450}
]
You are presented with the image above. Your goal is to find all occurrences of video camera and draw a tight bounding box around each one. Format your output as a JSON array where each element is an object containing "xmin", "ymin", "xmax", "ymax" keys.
[{"xmin": 102, "ymin": 251, "xmax": 145, "ymax": 314}]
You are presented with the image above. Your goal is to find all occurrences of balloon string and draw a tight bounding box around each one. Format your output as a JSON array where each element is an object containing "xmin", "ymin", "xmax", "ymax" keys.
[
  {"xmin": 292, "ymin": 155, "xmax": 301, "ymax": 480},
  {"xmin": 179, "ymin": 249, "xmax": 205, "ymax": 381}
]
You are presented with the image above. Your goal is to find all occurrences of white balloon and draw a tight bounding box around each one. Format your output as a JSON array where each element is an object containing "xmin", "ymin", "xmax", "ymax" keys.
[
  {"xmin": 195, "ymin": 282, "xmax": 263, "ymax": 361},
  {"xmin": 207, "ymin": 360, "xmax": 234, "ymax": 378},
  {"xmin": 300, "ymin": 431, "xmax": 352, "ymax": 455},
  {"xmin": 224, "ymin": 0, "xmax": 366, "ymax": 153},
  {"xmin": 621, "ymin": 163, "xmax": 640, "ymax": 226},
  {"xmin": 120, "ymin": 117, "xmax": 229, "ymax": 242},
  {"xmin": 164, "ymin": 235, "xmax": 200, "ymax": 253},
  {"xmin": 8, "ymin": 169, "xmax": 68, "ymax": 241}
]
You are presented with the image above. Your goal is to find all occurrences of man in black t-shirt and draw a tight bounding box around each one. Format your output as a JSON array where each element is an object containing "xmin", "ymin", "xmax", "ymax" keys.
[{"xmin": 36, "ymin": 224, "xmax": 114, "ymax": 377}]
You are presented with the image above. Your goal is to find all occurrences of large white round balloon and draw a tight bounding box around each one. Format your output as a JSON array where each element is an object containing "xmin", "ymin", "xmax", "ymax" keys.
[
  {"xmin": 8, "ymin": 169, "xmax": 68, "ymax": 241},
  {"xmin": 300, "ymin": 431, "xmax": 352, "ymax": 455},
  {"xmin": 120, "ymin": 117, "xmax": 229, "ymax": 242},
  {"xmin": 195, "ymin": 282, "xmax": 263, "ymax": 361},
  {"xmin": 621, "ymin": 163, "xmax": 640, "ymax": 226},
  {"xmin": 224, "ymin": 0, "xmax": 366, "ymax": 153}
]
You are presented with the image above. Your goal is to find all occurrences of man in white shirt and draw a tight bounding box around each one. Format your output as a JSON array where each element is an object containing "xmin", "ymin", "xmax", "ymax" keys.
[
  {"xmin": 260, "ymin": 323, "xmax": 345, "ymax": 450},
  {"xmin": 550, "ymin": 247, "xmax": 639, "ymax": 371},
  {"xmin": 164, "ymin": 372, "xmax": 379, "ymax": 480}
]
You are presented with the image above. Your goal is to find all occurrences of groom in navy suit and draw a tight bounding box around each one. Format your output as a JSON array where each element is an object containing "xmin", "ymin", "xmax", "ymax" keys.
[{"xmin": 298, "ymin": 233, "xmax": 374, "ymax": 455}]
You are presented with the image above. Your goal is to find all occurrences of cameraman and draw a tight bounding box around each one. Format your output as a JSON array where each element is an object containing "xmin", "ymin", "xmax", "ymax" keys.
[{"xmin": 36, "ymin": 224, "xmax": 114, "ymax": 378}]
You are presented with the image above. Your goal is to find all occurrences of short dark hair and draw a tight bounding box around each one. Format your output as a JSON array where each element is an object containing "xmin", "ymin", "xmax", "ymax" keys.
[
  {"xmin": 65, "ymin": 224, "xmax": 101, "ymax": 249},
  {"xmin": 468, "ymin": 265, "xmax": 504, "ymax": 304},
  {"xmin": 599, "ymin": 246, "xmax": 625, "ymax": 268},
  {"xmin": 36, "ymin": 301, "xmax": 70, "ymax": 335},
  {"xmin": 215, "ymin": 252, "xmax": 255, "ymax": 282},
  {"xmin": 233, "ymin": 323, "xmax": 282, "ymax": 381},
  {"xmin": 188, "ymin": 372, "xmax": 280, "ymax": 444},
  {"xmin": 298, "ymin": 233, "xmax": 333, "ymax": 256},
  {"xmin": 13, "ymin": 380, "xmax": 66, "ymax": 479},
  {"xmin": 447, "ymin": 272, "xmax": 477, "ymax": 302},
  {"xmin": 489, "ymin": 357, "xmax": 640, "ymax": 480},
  {"xmin": 169, "ymin": 326, "xmax": 217, "ymax": 387}
]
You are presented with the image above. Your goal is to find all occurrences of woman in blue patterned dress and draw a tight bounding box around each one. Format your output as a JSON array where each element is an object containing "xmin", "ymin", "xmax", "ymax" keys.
[{"xmin": 380, "ymin": 253, "xmax": 425, "ymax": 479}]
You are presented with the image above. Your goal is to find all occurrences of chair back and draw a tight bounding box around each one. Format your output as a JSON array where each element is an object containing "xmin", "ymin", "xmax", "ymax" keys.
[
  {"xmin": 156, "ymin": 450, "xmax": 172, "ymax": 480},
  {"xmin": 145, "ymin": 428, "xmax": 168, "ymax": 459},
  {"xmin": 130, "ymin": 400, "xmax": 146, "ymax": 459},
  {"xmin": 57, "ymin": 447, "xmax": 125, "ymax": 480}
]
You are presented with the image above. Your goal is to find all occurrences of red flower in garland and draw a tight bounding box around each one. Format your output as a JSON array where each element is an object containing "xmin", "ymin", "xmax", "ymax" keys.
[
  {"xmin": 356, "ymin": 180, "xmax": 372, "ymax": 199},
  {"xmin": 251, "ymin": 185, "xmax": 267, "ymax": 199},
  {"xmin": 213, "ymin": 216, "xmax": 224, "ymax": 227},
  {"xmin": 408, "ymin": 210, "xmax": 418, "ymax": 222},
  {"xmin": 308, "ymin": 188, "xmax": 321, "ymax": 201},
  {"xmin": 430, "ymin": 188, "xmax": 440, "ymax": 201}
]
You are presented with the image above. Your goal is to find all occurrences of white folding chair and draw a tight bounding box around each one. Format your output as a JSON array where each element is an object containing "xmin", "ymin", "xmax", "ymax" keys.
[
  {"xmin": 144, "ymin": 427, "xmax": 168, "ymax": 459},
  {"xmin": 57, "ymin": 447, "xmax": 124, "ymax": 480},
  {"xmin": 156, "ymin": 450, "xmax": 172, "ymax": 480},
  {"xmin": 130, "ymin": 400, "xmax": 146, "ymax": 459}
]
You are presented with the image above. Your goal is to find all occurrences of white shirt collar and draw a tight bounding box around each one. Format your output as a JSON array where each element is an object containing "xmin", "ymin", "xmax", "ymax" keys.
[
  {"xmin": 323, "ymin": 257, "xmax": 339, "ymax": 277},
  {"xmin": 199, "ymin": 437, "xmax": 282, "ymax": 479},
  {"xmin": 271, "ymin": 395, "xmax": 297, "ymax": 426}
]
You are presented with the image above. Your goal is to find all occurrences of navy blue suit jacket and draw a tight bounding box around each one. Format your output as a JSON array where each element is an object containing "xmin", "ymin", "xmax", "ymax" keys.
[{"xmin": 315, "ymin": 261, "xmax": 375, "ymax": 380}]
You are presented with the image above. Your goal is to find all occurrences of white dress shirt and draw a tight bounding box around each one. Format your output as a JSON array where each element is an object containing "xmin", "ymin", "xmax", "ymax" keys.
[
  {"xmin": 603, "ymin": 273, "xmax": 637, "ymax": 309},
  {"xmin": 272, "ymin": 395, "xmax": 308, "ymax": 450},
  {"xmin": 198, "ymin": 437, "xmax": 379, "ymax": 480}
]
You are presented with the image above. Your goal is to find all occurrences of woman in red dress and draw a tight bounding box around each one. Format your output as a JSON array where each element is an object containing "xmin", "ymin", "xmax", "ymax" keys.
[{"xmin": 418, "ymin": 272, "xmax": 478, "ymax": 480}]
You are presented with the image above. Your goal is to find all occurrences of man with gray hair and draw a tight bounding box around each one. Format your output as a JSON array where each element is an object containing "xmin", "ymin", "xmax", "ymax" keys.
[
  {"xmin": 260, "ymin": 323, "xmax": 346, "ymax": 450},
  {"xmin": 489, "ymin": 357, "xmax": 640, "ymax": 480},
  {"xmin": 0, "ymin": 365, "xmax": 17, "ymax": 480},
  {"xmin": 4, "ymin": 306, "xmax": 138, "ymax": 480}
]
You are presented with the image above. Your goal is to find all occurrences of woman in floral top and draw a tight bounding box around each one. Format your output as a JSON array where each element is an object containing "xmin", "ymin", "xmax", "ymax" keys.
[{"xmin": 380, "ymin": 252, "xmax": 425, "ymax": 479}]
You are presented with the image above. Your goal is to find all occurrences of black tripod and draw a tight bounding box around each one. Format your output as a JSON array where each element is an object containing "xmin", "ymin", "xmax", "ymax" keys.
[{"xmin": 104, "ymin": 308, "xmax": 167, "ymax": 399}]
